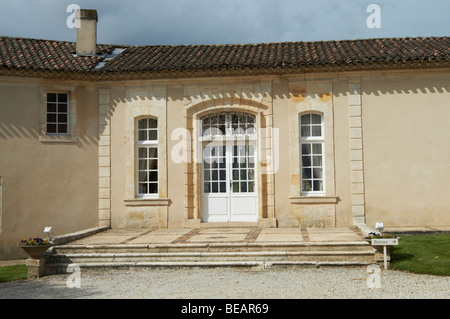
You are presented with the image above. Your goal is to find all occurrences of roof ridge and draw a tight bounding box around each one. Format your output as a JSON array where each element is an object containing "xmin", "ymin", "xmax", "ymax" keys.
[{"xmin": 1, "ymin": 34, "xmax": 448, "ymax": 48}]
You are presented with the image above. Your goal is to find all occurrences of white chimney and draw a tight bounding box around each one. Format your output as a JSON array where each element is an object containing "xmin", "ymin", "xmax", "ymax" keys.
[{"xmin": 76, "ymin": 9, "xmax": 98, "ymax": 56}]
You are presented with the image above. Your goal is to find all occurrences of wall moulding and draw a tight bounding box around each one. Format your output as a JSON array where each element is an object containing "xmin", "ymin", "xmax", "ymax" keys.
[
  {"xmin": 124, "ymin": 198, "xmax": 171, "ymax": 207},
  {"xmin": 289, "ymin": 196, "xmax": 339, "ymax": 204}
]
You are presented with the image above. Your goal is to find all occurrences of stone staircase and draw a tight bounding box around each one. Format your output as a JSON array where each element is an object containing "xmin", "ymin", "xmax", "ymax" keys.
[{"xmin": 44, "ymin": 240, "xmax": 376, "ymax": 274}]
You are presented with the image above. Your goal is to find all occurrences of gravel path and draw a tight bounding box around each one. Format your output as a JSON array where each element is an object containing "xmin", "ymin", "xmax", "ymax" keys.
[{"xmin": 1, "ymin": 266, "xmax": 448, "ymax": 299}]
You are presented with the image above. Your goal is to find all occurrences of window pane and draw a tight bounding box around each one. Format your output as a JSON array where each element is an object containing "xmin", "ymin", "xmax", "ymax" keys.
[
  {"xmin": 302, "ymin": 156, "xmax": 311, "ymax": 167},
  {"xmin": 312, "ymin": 114, "xmax": 321, "ymax": 124},
  {"xmin": 139, "ymin": 183, "xmax": 148, "ymax": 194},
  {"xmin": 138, "ymin": 160, "xmax": 147, "ymax": 170},
  {"xmin": 312, "ymin": 143, "xmax": 322, "ymax": 154},
  {"xmin": 148, "ymin": 183, "xmax": 158, "ymax": 194},
  {"xmin": 301, "ymin": 126, "xmax": 310, "ymax": 137},
  {"xmin": 148, "ymin": 130, "xmax": 157, "ymax": 141},
  {"xmin": 233, "ymin": 170, "xmax": 239, "ymax": 180},
  {"xmin": 220, "ymin": 182, "xmax": 226, "ymax": 192},
  {"xmin": 58, "ymin": 104, "xmax": 67, "ymax": 113},
  {"xmin": 57, "ymin": 93, "xmax": 67, "ymax": 103},
  {"xmin": 302, "ymin": 168, "xmax": 312, "ymax": 179},
  {"xmin": 149, "ymin": 171, "xmax": 158, "ymax": 182},
  {"xmin": 204, "ymin": 170, "xmax": 210, "ymax": 181},
  {"xmin": 47, "ymin": 103, "xmax": 56, "ymax": 112},
  {"xmin": 232, "ymin": 182, "xmax": 239, "ymax": 192},
  {"xmin": 204, "ymin": 182, "xmax": 210, "ymax": 193},
  {"xmin": 241, "ymin": 182, "xmax": 247, "ymax": 192},
  {"xmin": 301, "ymin": 114, "xmax": 310, "ymax": 125},
  {"xmin": 58, "ymin": 124, "xmax": 68, "ymax": 134},
  {"xmin": 47, "ymin": 113, "xmax": 57, "ymax": 123},
  {"xmin": 148, "ymin": 147, "xmax": 157, "ymax": 158},
  {"xmin": 313, "ymin": 156, "xmax": 323, "ymax": 166},
  {"xmin": 302, "ymin": 180, "xmax": 312, "ymax": 192},
  {"xmin": 58, "ymin": 114, "xmax": 68, "ymax": 123},
  {"xmin": 138, "ymin": 119, "xmax": 147, "ymax": 129},
  {"xmin": 148, "ymin": 118, "xmax": 157, "ymax": 128},
  {"xmin": 313, "ymin": 168, "xmax": 323, "ymax": 178},
  {"xmin": 212, "ymin": 182, "xmax": 218, "ymax": 193},
  {"xmin": 313, "ymin": 180, "xmax": 323, "ymax": 191},
  {"xmin": 138, "ymin": 148, "xmax": 147, "ymax": 159},
  {"xmin": 47, "ymin": 93, "xmax": 57, "ymax": 102},
  {"xmin": 248, "ymin": 181, "xmax": 255, "ymax": 192},
  {"xmin": 248, "ymin": 169, "xmax": 254, "ymax": 180},
  {"xmin": 301, "ymin": 144, "xmax": 311, "ymax": 155},
  {"xmin": 47, "ymin": 124, "xmax": 56, "ymax": 133},
  {"xmin": 219, "ymin": 169, "xmax": 226, "ymax": 181},
  {"xmin": 148, "ymin": 159, "xmax": 158, "ymax": 170},
  {"xmin": 138, "ymin": 130, "xmax": 147, "ymax": 141},
  {"xmin": 312, "ymin": 126, "xmax": 322, "ymax": 137},
  {"xmin": 139, "ymin": 172, "xmax": 148, "ymax": 182}
]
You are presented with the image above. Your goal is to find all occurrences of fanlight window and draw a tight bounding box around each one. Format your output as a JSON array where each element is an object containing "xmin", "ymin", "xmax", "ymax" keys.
[{"xmin": 201, "ymin": 112, "xmax": 256, "ymax": 137}]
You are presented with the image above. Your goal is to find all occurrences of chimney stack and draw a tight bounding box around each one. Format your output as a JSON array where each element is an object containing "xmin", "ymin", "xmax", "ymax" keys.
[{"xmin": 76, "ymin": 9, "xmax": 98, "ymax": 56}]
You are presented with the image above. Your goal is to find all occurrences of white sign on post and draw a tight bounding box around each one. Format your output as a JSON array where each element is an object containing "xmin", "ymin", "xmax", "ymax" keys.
[{"xmin": 371, "ymin": 238, "xmax": 398, "ymax": 269}]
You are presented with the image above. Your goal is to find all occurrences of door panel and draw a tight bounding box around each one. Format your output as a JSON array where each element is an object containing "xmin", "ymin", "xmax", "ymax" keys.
[{"xmin": 202, "ymin": 143, "xmax": 257, "ymax": 222}]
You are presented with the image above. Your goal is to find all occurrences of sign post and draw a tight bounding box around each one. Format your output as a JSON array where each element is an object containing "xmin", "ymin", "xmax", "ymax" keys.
[{"xmin": 371, "ymin": 238, "xmax": 399, "ymax": 269}]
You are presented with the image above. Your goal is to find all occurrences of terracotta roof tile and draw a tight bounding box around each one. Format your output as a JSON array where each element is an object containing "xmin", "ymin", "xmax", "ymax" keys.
[{"xmin": 0, "ymin": 36, "xmax": 448, "ymax": 77}]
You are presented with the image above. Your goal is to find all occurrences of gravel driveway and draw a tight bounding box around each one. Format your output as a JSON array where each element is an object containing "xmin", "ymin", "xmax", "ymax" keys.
[{"xmin": 1, "ymin": 266, "xmax": 448, "ymax": 299}]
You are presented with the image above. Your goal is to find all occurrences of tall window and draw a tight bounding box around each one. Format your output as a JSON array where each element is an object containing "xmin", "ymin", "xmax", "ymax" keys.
[
  {"xmin": 300, "ymin": 113, "xmax": 324, "ymax": 195},
  {"xmin": 136, "ymin": 118, "xmax": 158, "ymax": 197},
  {"xmin": 46, "ymin": 93, "xmax": 69, "ymax": 135}
]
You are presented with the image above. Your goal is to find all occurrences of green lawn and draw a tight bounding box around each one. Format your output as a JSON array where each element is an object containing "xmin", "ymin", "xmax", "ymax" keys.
[
  {"xmin": 390, "ymin": 233, "xmax": 450, "ymax": 276},
  {"xmin": 0, "ymin": 265, "xmax": 28, "ymax": 283}
]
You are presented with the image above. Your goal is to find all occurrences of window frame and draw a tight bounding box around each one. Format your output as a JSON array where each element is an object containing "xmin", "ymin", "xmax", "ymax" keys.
[
  {"xmin": 299, "ymin": 112, "xmax": 325, "ymax": 196},
  {"xmin": 135, "ymin": 117, "xmax": 159, "ymax": 198},
  {"xmin": 45, "ymin": 92, "xmax": 70, "ymax": 136}
]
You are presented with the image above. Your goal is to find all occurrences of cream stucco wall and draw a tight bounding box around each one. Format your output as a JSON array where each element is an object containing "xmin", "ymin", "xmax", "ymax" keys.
[
  {"xmin": 361, "ymin": 71, "xmax": 450, "ymax": 226},
  {"xmin": 0, "ymin": 77, "xmax": 99, "ymax": 259},
  {"xmin": 101, "ymin": 69, "xmax": 450, "ymax": 231},
  {"xmin": 1, "ymin": 67, "xmax": 449, "ymax": 259}
]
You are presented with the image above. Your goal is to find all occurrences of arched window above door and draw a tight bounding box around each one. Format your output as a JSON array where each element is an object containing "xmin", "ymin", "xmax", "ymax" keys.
[{"xmin": 201, "ymin": 112, "xmax": 256, "ymax": 138}]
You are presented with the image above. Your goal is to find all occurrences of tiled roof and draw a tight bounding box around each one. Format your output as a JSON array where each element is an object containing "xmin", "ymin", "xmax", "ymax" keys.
[
  {"xmin": 0, "ymin": 35, "xmax": 448, "ymax": 78},
  {"xmin": 100, "ymin": 37, "xmax": 450, "ymax": 72},
  {"xmin": 0, "ymin": 36, "xmax": 114, "ymax": 72}
]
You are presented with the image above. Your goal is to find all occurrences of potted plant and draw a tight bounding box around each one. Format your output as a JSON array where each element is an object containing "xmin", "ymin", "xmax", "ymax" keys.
[{"xmin": 18, "ymin": 237, "xmax": 52, "ymax": 258}]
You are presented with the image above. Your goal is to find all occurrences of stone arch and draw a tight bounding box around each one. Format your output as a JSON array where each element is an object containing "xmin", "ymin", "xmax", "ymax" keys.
[{"xmin": 183, "ymin": 97, "xmax": 275, "ymax": 225}]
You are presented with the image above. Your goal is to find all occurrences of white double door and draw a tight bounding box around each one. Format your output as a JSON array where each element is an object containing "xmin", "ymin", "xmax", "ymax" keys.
[{"xmin": 202, "ymin": 142, "xmax": 258, "ymax": 222}]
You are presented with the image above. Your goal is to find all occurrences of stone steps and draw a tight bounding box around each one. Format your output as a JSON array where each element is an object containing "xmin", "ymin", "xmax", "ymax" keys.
[
  {"xmin": 44, "ymin": 241, "xmax": 376, "ymax": 274},
  {"xmin": 51, "ymin": 241, "xmax": 373, "ymax": 253}
]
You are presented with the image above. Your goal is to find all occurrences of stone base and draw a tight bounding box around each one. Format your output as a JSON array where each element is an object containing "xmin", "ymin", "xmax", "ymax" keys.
[{"xmin": 26, "ymin": 258, "xmax": 45, "ymax": 280}]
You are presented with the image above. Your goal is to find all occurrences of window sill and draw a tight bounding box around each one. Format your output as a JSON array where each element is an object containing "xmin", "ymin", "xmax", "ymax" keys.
[
  {"xmin": 289, "ymin": 196, "xmax": 338, "ymax": 204},
  {"xmin": 39, "ymin": 135, "xmax": 77, "ymax": 143},
  {"xmin": 124, "ymin": 198, "xmax": 171, "ymax": 207}
]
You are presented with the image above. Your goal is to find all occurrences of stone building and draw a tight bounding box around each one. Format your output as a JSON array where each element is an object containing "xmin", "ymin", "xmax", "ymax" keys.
[{"xmin": 0, "ymin": 9, "xmax": 449, "ymax": 259}]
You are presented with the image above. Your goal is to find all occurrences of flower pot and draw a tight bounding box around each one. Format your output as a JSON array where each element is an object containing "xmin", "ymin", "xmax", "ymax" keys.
[{"xmin": 18, "ymin": 245, "xmax": 52, "ymax": 258}]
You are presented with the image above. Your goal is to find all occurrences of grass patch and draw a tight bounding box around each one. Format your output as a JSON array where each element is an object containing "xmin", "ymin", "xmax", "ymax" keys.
[
  {"xmin": 0, "ymin": 265, "xmax": 28, "ymax": 283},
  {"xmin": 390, "ymin": 233, "xmax": 450, "ymax": 276}
]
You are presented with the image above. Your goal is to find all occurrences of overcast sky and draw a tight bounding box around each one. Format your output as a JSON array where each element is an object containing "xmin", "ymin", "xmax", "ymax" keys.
[{"xmin": 0, "ymin": 0, "xmax": 448, "ymax": 45}]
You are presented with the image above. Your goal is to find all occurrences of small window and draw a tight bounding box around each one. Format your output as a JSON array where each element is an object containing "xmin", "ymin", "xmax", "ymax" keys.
[
  {"xmin": 46, "ymin": 93, "xmax": 69, "ymax": 135},
  {"xmin": 136, "ymin": 118, "xmax": 158, "ymax": 197},
  {"xmin": 300, "ymin": 113, "xmax": 324, "ymax": 195}
]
